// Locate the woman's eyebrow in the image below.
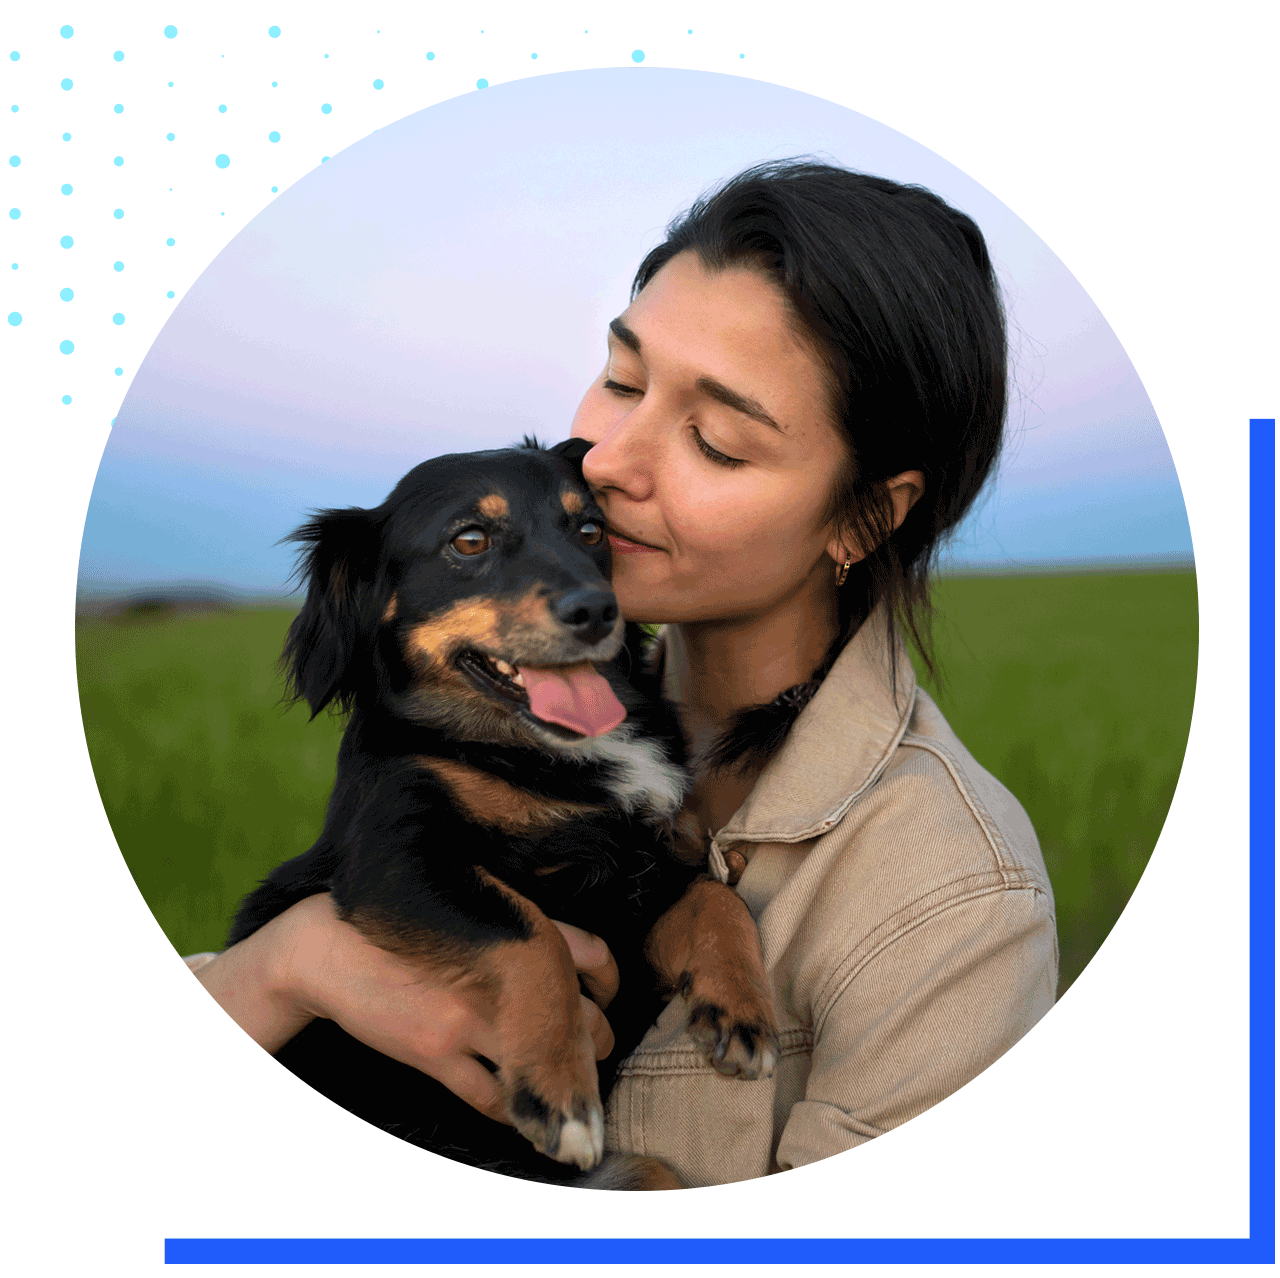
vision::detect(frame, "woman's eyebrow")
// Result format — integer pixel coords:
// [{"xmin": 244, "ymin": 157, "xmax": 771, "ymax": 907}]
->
[
  {"xmin": 608, "ymin": 316, "xmax": 783, "ymax": 433},
  {"xmin": 608, "ymin": 317, "xmax": 642, "ymax": 354},
  {"xmin": 694, "ymin": 377, "xmax": 783, "ymax": 433}
]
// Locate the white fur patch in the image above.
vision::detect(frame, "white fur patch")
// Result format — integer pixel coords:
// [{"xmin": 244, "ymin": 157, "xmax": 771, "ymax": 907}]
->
[
  {"xmin": 554, "ymin": 725, "xmax": 687, "ymax": 819},
  {"xmin": 556, "ymin": 1111, "xmax": 604, "ymax": 1170}
]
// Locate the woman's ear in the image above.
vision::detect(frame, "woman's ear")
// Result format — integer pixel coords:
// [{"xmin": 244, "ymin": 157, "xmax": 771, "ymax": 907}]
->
[
  {"xmin": 826, "ymin": 469, "xmax": 926, "ymax": 567},
  {"xmin": 826, "ymin": 533, "xmax": 860, "ymax": 569},
  {"xmin": 886, "ymin": 470, "xmax": 926, "ymax": 530}
]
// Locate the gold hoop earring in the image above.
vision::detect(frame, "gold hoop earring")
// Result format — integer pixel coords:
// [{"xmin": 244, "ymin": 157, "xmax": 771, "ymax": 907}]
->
[{"xmin": 835, "ymin": 557, "xmax": 851, "ymax": 588}]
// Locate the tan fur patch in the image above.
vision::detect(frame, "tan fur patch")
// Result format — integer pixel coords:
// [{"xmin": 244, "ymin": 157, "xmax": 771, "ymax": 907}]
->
[
  {"xmin": 664, "ymin": 806, "xmax": 709, "ymax": 867},
  {"xmin": 473, "ymin": 868, "xmax": 582, "ymax": 1072},
  {"xmin": 584, "ymin": 1154, "xmax": 686, "ymax": 1191},
  {"xmin": 478, "ymin": 492, "xmax": 509, "ymax": 519},
  {"xmin": 560, "ymin": 488, "xmax": 585, "ymax": 516},
  {"xmin": 644, "ymin": 877, "xmax": 778, "ymax": 1078},
  {"xmin": 382, "ymin": 592, "xmax": 398, "ymax": 623},
  {"xmin": 405, "ymin": 599, "xmax": 504, "ymax": 668},
  {"xmin": 644, "ymin": 879, "xmax": 772, "ymax": 1018},
  {"xmin": 420, "ymin": 756, "xmax": 603, "ymax": 833}
]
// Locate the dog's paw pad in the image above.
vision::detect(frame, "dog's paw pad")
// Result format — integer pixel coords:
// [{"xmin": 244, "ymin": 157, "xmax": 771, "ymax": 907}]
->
[{"xmin": 686, "ymin": 1001, "xmax": 780, "ymax": 1080}]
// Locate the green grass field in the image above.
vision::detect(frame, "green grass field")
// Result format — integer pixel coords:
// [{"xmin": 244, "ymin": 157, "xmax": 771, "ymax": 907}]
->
[{"xmin": 77, "ymin": 569, "xmax": 1197, "ymax": 997}]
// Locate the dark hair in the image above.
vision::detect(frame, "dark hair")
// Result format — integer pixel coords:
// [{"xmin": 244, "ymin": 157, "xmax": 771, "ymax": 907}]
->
[{"xmin": 632, "ymin": 159, "xmax": 1007, "ymax": 769}]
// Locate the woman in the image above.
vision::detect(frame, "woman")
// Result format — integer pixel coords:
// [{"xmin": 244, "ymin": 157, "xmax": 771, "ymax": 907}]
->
[{"xmin": 192, "ymin": 160, "xmax": 1057, "ymax": 1187}]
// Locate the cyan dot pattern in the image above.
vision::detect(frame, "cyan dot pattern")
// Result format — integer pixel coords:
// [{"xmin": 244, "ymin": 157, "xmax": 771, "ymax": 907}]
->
[{"xmin": 6, "ymin": 18, "xmax": 755, "ymax": 420}]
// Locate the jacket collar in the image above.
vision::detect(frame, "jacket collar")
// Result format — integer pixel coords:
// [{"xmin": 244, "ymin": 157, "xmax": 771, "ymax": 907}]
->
[{"xmin": 659, "ymin": 606, "xmax": 917, "ymax": 848}]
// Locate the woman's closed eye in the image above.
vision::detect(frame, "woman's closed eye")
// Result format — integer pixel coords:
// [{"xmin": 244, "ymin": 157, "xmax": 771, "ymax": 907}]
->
[
  {"xmin": 602, "ymin": 374, "xmax": 746, "ymax": 467},
  {"xmin": 602, "ymin": 377, "xmax": 641, "ymax": 396},
  {"xmin": 691, "ymin": 425, "xmax": 746, "ymax": 469}
]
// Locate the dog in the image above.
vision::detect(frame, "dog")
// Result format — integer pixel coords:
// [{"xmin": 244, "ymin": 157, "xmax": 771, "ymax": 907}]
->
[{"xmin": 229, "ymin": 438, "xmax": 779, "ymax": 1188}]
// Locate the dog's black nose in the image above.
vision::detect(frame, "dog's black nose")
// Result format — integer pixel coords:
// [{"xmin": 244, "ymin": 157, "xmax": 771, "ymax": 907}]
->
[{"xmin": 554, "ymin": 588, "xmax": 619, "ymax": 646}]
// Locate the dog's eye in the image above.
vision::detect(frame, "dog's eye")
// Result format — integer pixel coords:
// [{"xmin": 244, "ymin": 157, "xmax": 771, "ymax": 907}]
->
[
  {"xmin": 579, "ymin": 521, "xmax": 603, "ymax": 547},
  {"xmin": 451, "ymin": 527, "xmax": 491, "ymax": 556}
]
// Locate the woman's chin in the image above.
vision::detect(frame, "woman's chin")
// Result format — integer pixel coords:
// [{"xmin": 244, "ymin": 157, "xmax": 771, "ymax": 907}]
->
[{"xmin": 613, "ymin": 585, "xmax": 674, "ymax": 628}]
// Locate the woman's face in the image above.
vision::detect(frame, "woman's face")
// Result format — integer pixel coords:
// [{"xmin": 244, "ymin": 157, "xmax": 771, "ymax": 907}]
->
[{"xmin": 569, "ymin": 251, "xmax": 849, "ymax": 626}]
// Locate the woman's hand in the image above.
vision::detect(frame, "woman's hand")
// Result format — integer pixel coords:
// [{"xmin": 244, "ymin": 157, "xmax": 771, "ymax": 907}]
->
[{"xmin": 194, "ymin": 894, "xmax": 619, "ymax": 1126}]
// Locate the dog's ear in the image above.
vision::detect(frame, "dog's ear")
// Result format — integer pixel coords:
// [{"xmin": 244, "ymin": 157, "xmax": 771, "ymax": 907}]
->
[
  {"xmin": 281, "ymin": 506, "xmax": 384, "ymax": 718},
  {"xmin": 548, "ymin": 437, "xmax": 593, "ymax": 465},
  {"xmin": 548, "ymin": 436, "xmax": 594, "ymax": 484}
]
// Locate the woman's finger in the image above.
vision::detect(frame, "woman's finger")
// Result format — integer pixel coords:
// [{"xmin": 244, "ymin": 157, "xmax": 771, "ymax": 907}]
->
[
  {"xmin": 581, "ymin": 993, "xmax": 616, "ymax": 1060},
  {"xmin": 423, "ymin": 1053, "xmax": 510, "ymax": 1125},
  {"xmin": 552, "ymin": 919, "xmax": 620, "ymax": 1009}
]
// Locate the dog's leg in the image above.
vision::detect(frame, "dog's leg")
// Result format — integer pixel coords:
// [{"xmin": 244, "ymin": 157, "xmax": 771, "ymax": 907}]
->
[
  {"xmin": 468, "ymin": 869, "xmax": 605, "ymax": 1171},
  {"xmin": 327, "ymin": 768, "xmax": 606, "ymax": 1169},
  {"xmin": 334, "ymin": 839, "xmax": 605, "ymax": 1172},
  {"xmin": 644, "ymin": 877, "xmax": 779, "ymax": 1079}
]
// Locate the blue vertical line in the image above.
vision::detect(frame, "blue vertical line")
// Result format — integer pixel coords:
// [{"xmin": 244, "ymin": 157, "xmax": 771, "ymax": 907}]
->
[{"xmin": 1249, "ymin": 417, "xmax": 1276, "ymax": 1262}]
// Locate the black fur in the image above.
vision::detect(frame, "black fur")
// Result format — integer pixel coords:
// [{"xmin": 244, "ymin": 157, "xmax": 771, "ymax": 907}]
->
[{"xmin": 230, "ymin": 441, "xmax": 704, "ymax": 1184}]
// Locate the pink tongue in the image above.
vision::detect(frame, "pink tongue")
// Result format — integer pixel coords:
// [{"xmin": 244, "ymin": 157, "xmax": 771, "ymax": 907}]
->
[{"xmin": 517, "ymin": 663, "xmax": 627, "ymax": 737}]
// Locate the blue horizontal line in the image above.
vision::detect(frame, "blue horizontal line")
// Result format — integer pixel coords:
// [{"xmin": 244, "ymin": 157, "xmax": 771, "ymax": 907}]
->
[{"xmin": 164, "ymin": 1236, "xmax": 1268, "ymax": 1264}]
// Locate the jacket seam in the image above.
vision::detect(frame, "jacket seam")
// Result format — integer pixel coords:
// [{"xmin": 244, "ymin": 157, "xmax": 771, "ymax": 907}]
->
[
  {"xmin": 897, "ymin": 734, "xmax": 1019, "ymax": 877},
  {"xmin": 807, "ymin": 865, "xmax": 1015, "ymax": 1016},
  {"xmin": 813, "ymin": 880, "xmax": 1051, "ymax": 1039},
  {"xmin": 616, "ymin": 1027, "xmax": 813, "ymax": 1077},
  {"xmin": 717, "ymin": 687, "xmax": 918, "ymax": 846}
]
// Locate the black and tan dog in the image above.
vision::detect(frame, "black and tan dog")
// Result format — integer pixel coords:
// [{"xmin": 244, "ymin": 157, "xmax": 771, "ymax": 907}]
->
[{"xmin": 229, "ymin": 439, "xmax": 778, "ymax": 1188}]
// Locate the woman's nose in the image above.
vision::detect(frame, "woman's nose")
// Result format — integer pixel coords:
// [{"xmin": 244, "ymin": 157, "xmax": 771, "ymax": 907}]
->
[{"xmin": 581, "ymin": 410, "xmax": 656, "ymax": 502}]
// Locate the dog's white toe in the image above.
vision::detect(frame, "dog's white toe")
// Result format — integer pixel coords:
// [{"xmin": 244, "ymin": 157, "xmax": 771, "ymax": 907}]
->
[{"xmin": 558, "ymin": 1116, "xmax": 603, "ymax": 1171}]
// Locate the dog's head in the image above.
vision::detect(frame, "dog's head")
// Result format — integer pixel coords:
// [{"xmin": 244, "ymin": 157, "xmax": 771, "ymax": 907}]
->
[{"xmin": 282, "ymin": 438, "xmax": 631, "ymax": 749}]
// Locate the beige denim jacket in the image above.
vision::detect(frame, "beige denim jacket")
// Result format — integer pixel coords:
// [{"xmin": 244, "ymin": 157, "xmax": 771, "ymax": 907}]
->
[{"xmin": 603, "ymin": 617, "xmax": 1058, "ymax": 1186}]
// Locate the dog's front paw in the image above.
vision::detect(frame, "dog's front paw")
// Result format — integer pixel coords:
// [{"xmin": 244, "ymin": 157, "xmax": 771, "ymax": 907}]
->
[
  {"xmin": 506, "ymin": 1075, "xmax": 605, "ymax": 1171},
  {"xmin": 685, "ymin": 996, "xmax": 779, "ymax": 1080}
]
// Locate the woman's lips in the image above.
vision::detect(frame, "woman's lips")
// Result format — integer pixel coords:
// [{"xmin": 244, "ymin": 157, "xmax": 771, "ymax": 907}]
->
[{"xmin": 607, "ymin": 531, "xmax": 663, "ymax": 554}]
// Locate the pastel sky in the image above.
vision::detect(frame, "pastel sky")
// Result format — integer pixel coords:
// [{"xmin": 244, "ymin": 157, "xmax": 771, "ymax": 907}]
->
[{"xmin": 80, "ymin": 69, "xmax": 1192, "ymax": 595}]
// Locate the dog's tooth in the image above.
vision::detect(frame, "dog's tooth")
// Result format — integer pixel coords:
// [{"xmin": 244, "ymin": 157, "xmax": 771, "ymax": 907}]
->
[
  {"xmin": 493, "ymin": 658, "xmax": 515, "ymax": 676},
  {"xmin": 511, "ymin": 670, "xmax": 526, "ymax": 687}
]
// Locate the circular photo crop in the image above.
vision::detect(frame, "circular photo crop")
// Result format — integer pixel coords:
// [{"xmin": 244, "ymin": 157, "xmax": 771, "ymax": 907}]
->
[{"xmin": 77, "ymin": 68, "xmax": 1197, "ymax": 1190}]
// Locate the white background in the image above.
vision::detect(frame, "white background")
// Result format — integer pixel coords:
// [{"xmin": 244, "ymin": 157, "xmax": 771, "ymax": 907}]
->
[{"xmin": 3, "ymin": 1, "xmax": 1274, "ymax": 1274}]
